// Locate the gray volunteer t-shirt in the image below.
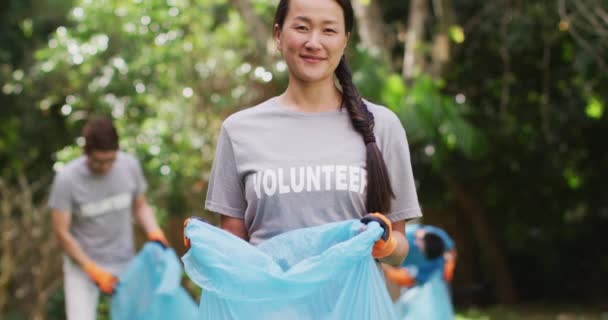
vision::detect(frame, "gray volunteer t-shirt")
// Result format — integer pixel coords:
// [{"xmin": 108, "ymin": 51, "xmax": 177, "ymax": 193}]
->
[
  {"xmin": 48, "ymin": 151, "xmax": 147, "ymax": 263},
  {"xmin": 205, "ymin": 97, "xmax": 422, "ymax": 245}
]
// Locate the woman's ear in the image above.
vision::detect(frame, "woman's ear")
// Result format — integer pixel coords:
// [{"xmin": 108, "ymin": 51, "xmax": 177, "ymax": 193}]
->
[
  {"xmin": 344, "ymin": 31, "xmax": 351, "ymax": 50},
  {"xmin": 274, "ymin": 24, "xmax": 282, "ymax": 51}
]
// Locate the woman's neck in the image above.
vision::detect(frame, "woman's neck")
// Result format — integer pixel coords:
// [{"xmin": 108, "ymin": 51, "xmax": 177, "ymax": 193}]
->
[{"xmin": 279, "ymin": 77, "xmax": 343, "ymax": 113}]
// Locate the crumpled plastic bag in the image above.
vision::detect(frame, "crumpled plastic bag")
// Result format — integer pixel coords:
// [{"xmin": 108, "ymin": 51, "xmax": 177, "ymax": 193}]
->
[
  {"xmin": 111, "ymin": 242, "xmax": 199, "ymax": 320},
  {"xmin": 394, "ymin": 270, "xmax": 454, "ymax": 320},
  {"xmin": 183, "ymin": 219, "xmax": 398, "ymax": 320}
]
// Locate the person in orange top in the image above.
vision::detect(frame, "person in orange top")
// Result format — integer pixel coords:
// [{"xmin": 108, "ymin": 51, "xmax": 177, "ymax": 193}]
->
[{"xmin": 383, "ymin": 224, "xmax": 456, "ymax": 288}]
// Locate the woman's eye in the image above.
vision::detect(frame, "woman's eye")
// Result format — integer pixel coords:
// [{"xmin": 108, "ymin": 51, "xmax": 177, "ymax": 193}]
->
[
  {"xmin": 325, "ymin": 29, "xmax": 337, "ymax": 33},
  {"xmin": 295, "ymin": 26, "xmax": 308, "ymax": 31}
]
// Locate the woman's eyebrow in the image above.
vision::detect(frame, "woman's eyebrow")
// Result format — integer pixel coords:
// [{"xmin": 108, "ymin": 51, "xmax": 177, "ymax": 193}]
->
[{"xmin": 293, "ymin": 16, "xmax": 339, "ymax": 25}]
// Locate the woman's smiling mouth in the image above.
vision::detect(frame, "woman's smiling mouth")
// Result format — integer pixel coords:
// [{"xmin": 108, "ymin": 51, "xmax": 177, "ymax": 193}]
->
[{"xmin": 300, "ymin": 54, "xmax": 326, "ymax": 63}]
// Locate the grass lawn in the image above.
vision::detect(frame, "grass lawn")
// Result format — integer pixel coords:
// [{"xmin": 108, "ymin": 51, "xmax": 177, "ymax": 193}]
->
[{"xmin": 456, "ymin": 305, "xmax": 608, "ymax": 320}]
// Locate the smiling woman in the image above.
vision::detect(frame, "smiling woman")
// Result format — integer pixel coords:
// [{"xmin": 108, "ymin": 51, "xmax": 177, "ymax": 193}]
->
[
  {"xmin": 274, "ymin": 0, "xmax": 348, "ymax": 86},
  {"xmin": 202, "ymin": 0, "xmax": 421, "ymax": 266}
]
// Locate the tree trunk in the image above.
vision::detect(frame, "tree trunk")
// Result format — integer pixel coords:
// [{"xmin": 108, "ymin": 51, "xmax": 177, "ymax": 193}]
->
[
  {"xmin": 446, "ymin": 176, "xmax": 518, "ymax": 304},
  {"xmin": 403, "ymin": 0, "xmax": 429, "ymax": 81},
  {"xmin": 0, "ymin": 181, "xmax": 13, "ymax": 314},
  {"xmin": 430, "ymin": 0, "xmax": 453, "ymax": 78},
  {"xmin": 352, "ymin": 0, "xmax": 391, "ymax": 64},
  {"xmin": 228, "ymin": 0, "xmax": 273, "ymax": 57}
]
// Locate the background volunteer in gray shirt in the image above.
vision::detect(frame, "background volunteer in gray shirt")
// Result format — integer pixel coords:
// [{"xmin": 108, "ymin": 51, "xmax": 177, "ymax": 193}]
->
[
  {"xmin": 48, "ymin": 116, "xmax": 169, "ymax": 320},
  {"xmin": 204, "ymin": 0, "xmax": 422, "ymax": 267}
]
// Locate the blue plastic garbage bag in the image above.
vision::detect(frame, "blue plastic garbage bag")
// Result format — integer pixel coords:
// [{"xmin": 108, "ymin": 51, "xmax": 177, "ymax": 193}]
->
[
  {"xmin": 394, "ymin": 270, "xmax": 454, "ymax": 320},
  {"xmin": 111, "ymin": 242, "xmax": 199, "ymax": 320},
  {"xmin": 183, "ymin": 219, "xmax": 398, "ymax": 320}
]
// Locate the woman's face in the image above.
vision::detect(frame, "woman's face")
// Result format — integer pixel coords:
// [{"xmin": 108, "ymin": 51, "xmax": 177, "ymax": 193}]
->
[{"xmin": 275, "ymin": 0, "xmax": 349, "ymax": 85}]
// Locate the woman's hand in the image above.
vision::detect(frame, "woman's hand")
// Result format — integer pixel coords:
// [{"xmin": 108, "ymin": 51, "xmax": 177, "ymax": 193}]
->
[
  {"xmin": 183, "ymin": 216, "xmax": 210, "ymax": 249},
  {"xmin": 360, "ymin": 214, "xmax": 410, "ymax": 266},
  {"xmin": 360, "ymin": 213, "xmax": 397, "ymax": 258}
]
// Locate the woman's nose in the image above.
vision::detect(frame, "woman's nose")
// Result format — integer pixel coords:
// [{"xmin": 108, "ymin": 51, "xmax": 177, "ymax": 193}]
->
[{"xmin": 304, "ymin": 31, "xmax": 322, "ymax": 50}]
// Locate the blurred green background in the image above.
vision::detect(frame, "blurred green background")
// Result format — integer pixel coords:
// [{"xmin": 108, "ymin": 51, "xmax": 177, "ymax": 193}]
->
[{"xmin": 1, "ymin": 0, "xmax": 607, "ymax": 319}]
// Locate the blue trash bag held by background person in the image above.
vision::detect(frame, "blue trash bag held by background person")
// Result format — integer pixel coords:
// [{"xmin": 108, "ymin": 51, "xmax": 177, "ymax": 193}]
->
[
  {"xmin": 182, "ymin": 219, "xmax": 399, "ymax": 320},
  {"xmin": 111, "ymin": 242, "xmax": 199, "ymax": 320},
  {"xmin": 394, "ymin": 270, "xmax": 454, "ymax": 320}
]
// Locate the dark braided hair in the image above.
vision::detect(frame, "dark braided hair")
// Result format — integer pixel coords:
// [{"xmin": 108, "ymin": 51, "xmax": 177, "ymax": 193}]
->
[{"xmin": 274, "ymin": 0, "xmax": 395, "ymax": 213}]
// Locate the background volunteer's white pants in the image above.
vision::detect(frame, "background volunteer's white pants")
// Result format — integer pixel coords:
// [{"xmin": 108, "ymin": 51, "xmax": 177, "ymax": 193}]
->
[{"xmin": 62, "ymin": 256, "xmax": 130, "ymax": 320}]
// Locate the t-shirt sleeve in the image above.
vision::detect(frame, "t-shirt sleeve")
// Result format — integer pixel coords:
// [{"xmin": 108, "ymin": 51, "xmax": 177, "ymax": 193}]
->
[
  {"xmin": 48, "ymin": 171, "xmax": 73, "ymax": 213},
  {"xmin": 204, "ymin": 125, "xmax": 247, "ymax": 219},
  {"xmin": 131, "ymin": 155, "xmax": 148, "ymax": 195},
  {"xmin": 380, "ymin": 113, "xmax": 423, "ymax": 223}
]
